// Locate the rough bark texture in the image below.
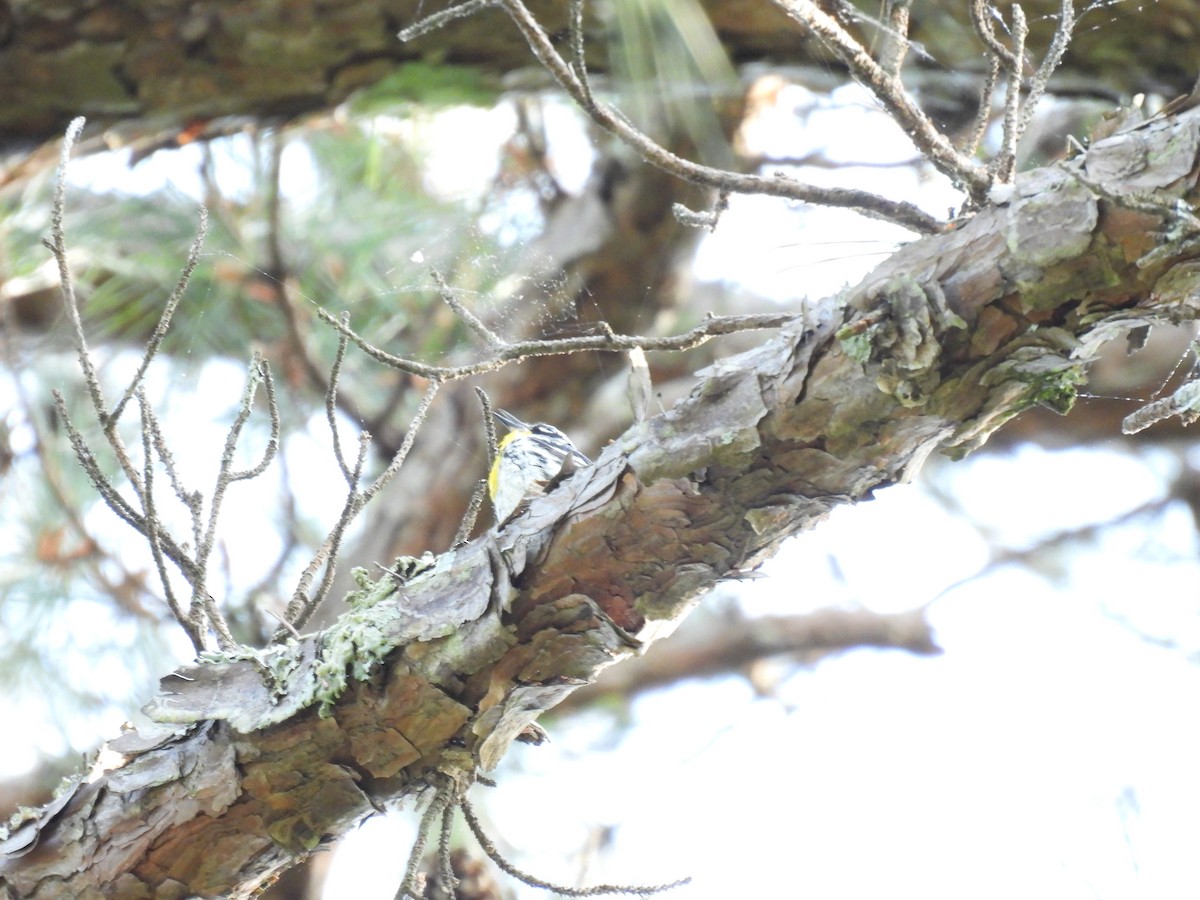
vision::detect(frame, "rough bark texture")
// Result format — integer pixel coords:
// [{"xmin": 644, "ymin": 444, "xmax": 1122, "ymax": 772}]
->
[
  {"xmin": 2, "ymin": 0, "xmax": 1199, "ymax": 150},
  {"xmin": 4, "ymin": 102, "xmax": 1200, "ymax": 899}
]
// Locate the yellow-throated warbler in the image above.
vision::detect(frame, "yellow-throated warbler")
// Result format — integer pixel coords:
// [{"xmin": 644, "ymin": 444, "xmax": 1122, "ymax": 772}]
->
[{"xmin": 488, "ymin": 409, "xmax": 590, "ymax": 525}]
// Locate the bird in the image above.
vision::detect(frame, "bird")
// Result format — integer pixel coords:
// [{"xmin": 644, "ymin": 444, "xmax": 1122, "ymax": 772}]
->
[{"xmin": 488, "ymin": 409, "xmax": 590, "ymax": 526}]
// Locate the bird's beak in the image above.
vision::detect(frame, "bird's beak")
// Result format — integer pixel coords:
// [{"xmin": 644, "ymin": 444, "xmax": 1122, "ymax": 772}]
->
[{"xmin": 493, "ymin": 409, "xmax": 525, "ymax": 431}]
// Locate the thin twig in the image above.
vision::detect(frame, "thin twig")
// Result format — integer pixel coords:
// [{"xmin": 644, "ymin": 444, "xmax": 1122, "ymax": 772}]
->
[
  {"xmin": 144, "ymin": 402, "xmax": 203, "ymax": 548},
  {"xmin": 397, "ymin": 0, "xmax": 497, "ymax": 42},
  {"xmin": 447, "ymin": 388, "xmax": 499, "ymax": 545},
  {"xmin": 227, "ymin": 359, "xmax": 280, "ymax": 482},
  {"xmin": 970, "ymin": 0, "xmax": 1020, "ymax": 68},
  {"xmin": 395, "ymin": 785, "xmax": 453, "ymax": 900},
  {"xmin": 475, "ymin": 387, "xmax": 499, "ymax": 470},
  {"xmin": 877, "ymin": 0, "xmax": 912, "ymax": 80},
  {"xmin": 1016, "ymin": 0, "xmax": 1075, "ymax": 141},
  {"xmin": 263, "ymin": 607, "xmax": 302, "ymax": 640},
  {"xmin": 47, "ymin": 116, "xmax": 151, "ymax": 524},
  {"xmin": 401, "ymin": 0, "xmax": 946, "ymax": 233},
  {"xmin": 281, "ymin": 431, "xmax": 370, "ymax": 634},
  {"xmin": 198, "ymin": 354, "xmax": 270, "ymax": 572},
  {"xmin": 190, "ymin": 353, "xmax": 272, "ymax": 635},
  {"xmin": 568, "ymin": 0, "xmax": 595, "ymax": 109},
  {"xmin": 206, "ymin": 590, "xmax": 239, "ymax": 651},
  {"xmin": 48, "ymin": 118, "xmax": 108, "ymax": 423},
  {"xmin": 992, "ymin": 3, "xmax": 1027, "ymax": 183},
  {"xmin": 52, "ymin": 390, "xmax": 204, "ymax": 590},
  {"xmin": 770, "ymin": 0, "xmax": 991, "ymax": 203},
  {"xmin": 3, "ymin": 307, "xmax": 164, "ymax": 621},
  {"xmin": 327, "ymin": 312, "xmax": 355, "ymax": 483},
  {"xmin": 673, "ymin": 192, "xmax": 729, "ymax": 231},
  {"xmin": 137, "ymin": 388, "xmax": 199, "ymax": 648},
  {"xmin": 51, "ymin": 393, "xmax": 143, "ymax": 543},
  {"xmin": 316, "ymin": 307, "xmax": 796, "ymax": 382},
  {"xmin": 109, "ymin": 207, "xmax": 209, "ymax": 426},
  {"xmin": 453, "ymin": 481, "xmax": 488, "ymax": 547},
  {"xmin": 360, "ymin": 379, "xmax": 441, "ymax": 507},
  {"xmin": 1123, "ymin": 379, "xmax": 1200, "ymax": 434},
  {"xmin": 437, "ymin": 799, "xmax": 459, "ymax": 895},
  {"xmin": 961, "ymin": 57, "xmax": 1000, "ymax": 159},
  {"xmin": 460, "ymin": 794, "xmax": 689, "ymax": 897},
  {"xmin": 431, "ymin": 268, "xmax": 505, "ymax": 350},
  {"xmin": 281, "ymin": 379, "xmax": 439, "ymax": 634}
]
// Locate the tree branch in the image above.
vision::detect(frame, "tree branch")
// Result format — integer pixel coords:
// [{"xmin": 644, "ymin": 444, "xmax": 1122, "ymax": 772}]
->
[
  {"xmin": 399, "ymin": 0, "xmax": 947, "ymax": 234},
  {"xmin": 772, "ymin": 0, "xmax": 991, "ymax": 201},
  {"xmin": 8, "ymin": 104, "xmax": 1200, "ymax": 897}
]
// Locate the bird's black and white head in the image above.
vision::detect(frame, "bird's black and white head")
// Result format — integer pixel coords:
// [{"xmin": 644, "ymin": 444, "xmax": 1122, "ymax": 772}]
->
[{"xmin": 493, "ymin": 410, "xmax": 589, "ymax": 466}]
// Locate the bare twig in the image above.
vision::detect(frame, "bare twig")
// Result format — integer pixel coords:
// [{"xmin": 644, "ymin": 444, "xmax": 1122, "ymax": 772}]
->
[
  {"xmin": 961, "ymin": 56, "xmax": 1000, "ymax": 159},
  {"xmin": 992, "ymin": 3, "xmax": 1027, "ymax": 183},
  {"xmin": 47, "ymin": 119, "xmax": 155, "ymax": 507},
  {"xmin": 51, "ymin": 389, "xmax": 203, "ymax": 590},
  {"xmin": 568, "ymin": 0, "xmax": 595, "ymax": 109},
  {"xmin": 48, "ymin": 118, "xmax": 108, "ymax": 424},
  {"xmin": 970, "ymin": 0, "xmax": 1020, "ymax": 68},
  {"xmin": 51, "ymin": 393, "xmax": 143, "ymax": 541},
  {"xmin": 316, "ymin": 308, "xmax": 796, "ymax": 382},
  {"xmin": 241, "ymin": 445, "xmax": 302, "ymax": 638},
  {"xmin": 969, "ymin": 0, "xmax": 1073, "ymax": 180},
  {"xmin": 137, "ymin": 388, "xmax": 199, "ymax": 649},
  {"xmin": 395, "ymin": 785, "xmax": 453, "ymax": 900},
  {"xmin": 196, "ymin": 355, "xmax": 273, "ymax": 577},
  {"xmin": 771, "ymin": 0, "xmax": 991, "ymax": 202},
  {"xmin": 143, "ymin": 402, "xmax": 203, "ymax": 548},
  {"xmin": 228, "ymin": 361, "xmax": 280, "ymax": 482},
  {"xmin": 431, "ymin": 268, "xmax": 505, "ymax": 350},
  {"xmin": 109, "ymin": 208, "xmax": 209, "ymax": 427},
  {"xmin": 282, "ymin": 431, "xmax": 370, "ymax": 633},
  {"xmin": 45, "ymin": 116, "xmax": 221, "ymax": 606},
  {"xmin": 264, "ymin": 607, "xmax": 302, "ymax": 640},
  {"xmin": 453, "ymin": 481, "xmax": 488, "ymax": 547},
  {"xmin": 397, "ymin": 0, "xmax": 497, "ymax": 42},
  {"xmin": 360, "ymin": 379, "xmax": 441, "ymax": 507},
  {"xmin": 437, "ymin": 799, "xmax": 459, "ymax": 895},
  {"xmin": 327, "ymin": 312, "xmax": 356, "ymax": 482},
  {"xmin": 2, "ymin": 314, "xmax": 169, "ymax": 623},
  {"xmin": 877, "ymin": 0, "xmax": 912, "ymax": 80},
  {"xmin": 205, "ymin": 590, "xmax": 239, "ymax": 651},
  {"xmin": 281, "ymin": 379, "xmax": 441, "ymax": 634},
  {"xmin": 447, "ymin": 389, "xmax": 499, "ymax": 545},
  {"xmin": 475, "ymin": 386, "xmax": 499, "ymax": 469},
  {"xmin": 1017, "ymin": 0, "xmax": 1075, "ymax": 140},
  {"xmin": 188, "ymin": 353, "xmax": 276, "ymax": 644},
  {"xmin": 399, "ymin": 0, "xmax": 945, "ymax": 233},
  {"xmin": 673, "ymin": 192, "xmax": 729, "ymax": 231},
  {"xmin": 1123, "ymin": 379, "xmax": 1200, "ymax": 434},
  {"xmin": 460, "ymin": 793, "xmax": 689, "ymax": 897}
]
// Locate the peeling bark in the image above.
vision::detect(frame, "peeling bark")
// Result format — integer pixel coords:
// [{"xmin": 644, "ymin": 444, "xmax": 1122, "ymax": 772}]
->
[{"xmin": 4, "ymin": 105, "xmax": 1200, "ymax": 899}]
